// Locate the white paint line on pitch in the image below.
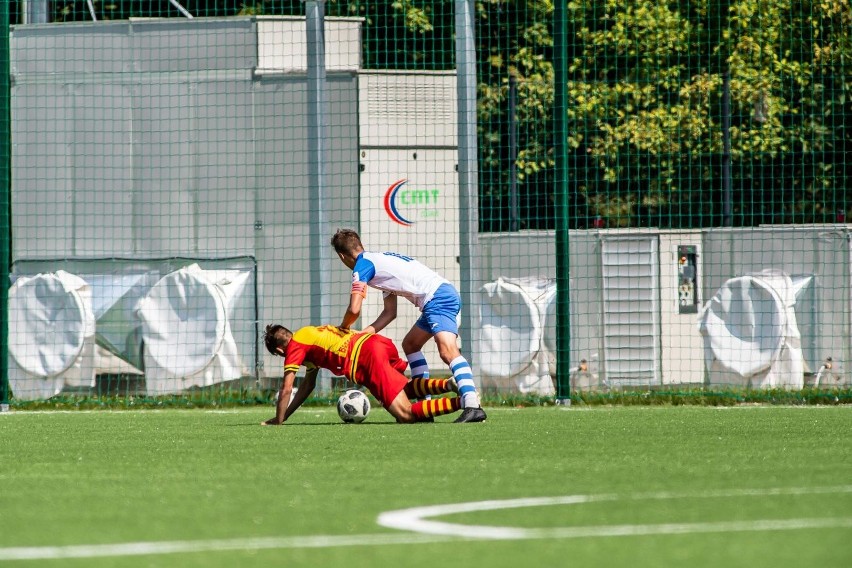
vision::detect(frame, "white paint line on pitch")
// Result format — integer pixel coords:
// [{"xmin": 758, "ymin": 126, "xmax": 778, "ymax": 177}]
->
[
  {"xmin": 0, "ymin": 408, "xmax": 335, "ymax": 417},
  {"xmin": 0, "ymin": 408, "xmax": 268, "ymax": 416},
  {"xmin": 376, "ymin": 485, "xmax": 852, "ymax": 538},
  {"xmin": 377, "ymin": 485, "xmax": 852, "ymax": 540},
  {"xmin": 0, "ymin": 534, "xmax": 449, "ymax": 561},
  {"xmin": 377, "ymin": 485, "xmax": 852, "ymax": 539},
  {"xmin": 2, "ymin": 485, "xmax": 851, "ymax": 561},
  {"xmin": 378, "ymin": 486, "xmax": 852, "ymax": 540}
]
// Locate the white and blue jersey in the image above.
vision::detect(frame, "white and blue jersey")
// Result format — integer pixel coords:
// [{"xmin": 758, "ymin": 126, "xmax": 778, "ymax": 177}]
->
[
  {"xmin": 351, "ymin": 251, "xmax": 449, "ymax": 309},
  {"xmin": 351, "ymin": 251, "xmax": 461, "ymax": 335}
]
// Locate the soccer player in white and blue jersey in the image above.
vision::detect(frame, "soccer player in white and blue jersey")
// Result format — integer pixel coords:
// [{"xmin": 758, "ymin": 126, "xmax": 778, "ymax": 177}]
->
[{"xmin": 331, "ymin": 229, "xmax": 486, "ymax": 423}]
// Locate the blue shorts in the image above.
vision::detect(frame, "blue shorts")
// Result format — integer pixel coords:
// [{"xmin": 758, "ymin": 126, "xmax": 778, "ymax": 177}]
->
[{"xmin": 415, "ymin": 283, "xmax": 461, "ymax": 336}]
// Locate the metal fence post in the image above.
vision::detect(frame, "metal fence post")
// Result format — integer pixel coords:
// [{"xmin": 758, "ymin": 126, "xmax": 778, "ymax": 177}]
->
[
  {"xmin": 0, "ymin": 0, "xmax": 11, "ymax": 411},
  {"xmin": 455, "ymin": 0, "xmax": 480, "ymax": 377},
  {"xmin": 306, "ymin": 0, "xmax": 333, "ymax": 394},
  {"xmin": 554, "ymin": 0, "xmax": 571, "ymax": 405}
]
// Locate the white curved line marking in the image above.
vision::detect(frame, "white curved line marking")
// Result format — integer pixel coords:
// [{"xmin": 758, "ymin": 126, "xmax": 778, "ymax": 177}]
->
[
  {"xmin": 377, "ymin": 485, "xmax": 852, "ymax": 539},
  {"xmin": 378, "ymin": 495, "xmax": 599, "ymax": 538},
  {"xmin": 2, "ymin": 486, "xmax": 850, "ymax": 561}
]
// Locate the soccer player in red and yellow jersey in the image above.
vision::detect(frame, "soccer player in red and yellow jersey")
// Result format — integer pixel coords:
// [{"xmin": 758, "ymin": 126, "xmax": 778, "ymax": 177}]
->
[{"xmin": 261, "ymin": 324, "xmax": 460, "ymax": 425}]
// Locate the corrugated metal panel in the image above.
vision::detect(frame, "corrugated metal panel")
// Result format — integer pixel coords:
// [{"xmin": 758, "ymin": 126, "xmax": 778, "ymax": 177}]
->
[
  {"xmin": 195, "ymin": 80, "xmax": 255, "ymax": 256},
  {"xmin": 11, "ymin": 19, "xmax": 257, "ymax": 76},
  {"xmin": 73, "ymin": 82, "xmax": 135, "ymax": 257},
  {"xmin": 133, "ymin": 81, "xmax": 196, "ymax": 256},
  {"xmin": 601, "ymin": 236, "xmax": 661, "ymax": 385},
  {"xmin": 11, "ymin": 82, "xmax": 76, "ymax": 259},
  {"xmin": 131, "ymin": 19, "xmax": 257, "ymax": 73},
  {"xmin": 11, "ymin": 22, "xmax": 133, "ymax": 75},
  {"xmin": 11, "ymin": 21, "xmax": 360, "ymax": 261},
  {"xmin": 256, "ymin": 18, "xmax": 361, "ymax": 73}
]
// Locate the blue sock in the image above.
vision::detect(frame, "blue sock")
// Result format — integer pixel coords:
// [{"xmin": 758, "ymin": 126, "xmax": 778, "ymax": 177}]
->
[{"xmin": 450, "ymin": 356, "xmax": 480, "ymax": 408}]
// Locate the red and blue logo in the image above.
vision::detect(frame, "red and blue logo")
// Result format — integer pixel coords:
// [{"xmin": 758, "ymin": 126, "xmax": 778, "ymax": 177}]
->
[{"xmin": 383, "ymin": 179, "xmax": 414, "ymax": 226}]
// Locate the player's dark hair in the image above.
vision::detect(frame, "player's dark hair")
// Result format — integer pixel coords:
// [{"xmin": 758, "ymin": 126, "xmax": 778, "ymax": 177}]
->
[
  {"xmin": 263, "ymin": 324, "xmax": 292, "ymax": 356},
  {"xmin": 331, "ymin": 228, "xmax": 363, "ymax": 255}
]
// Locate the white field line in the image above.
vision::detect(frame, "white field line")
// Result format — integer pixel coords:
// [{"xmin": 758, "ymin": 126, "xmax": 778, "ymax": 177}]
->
[
  {"xmin": 0, "ymin": 408, "xmax": 339, "ymax": 417},
  {"xmin": 2, "ymin": 518, "xmax": 849, "ymax": 562},
  {"xmin": 377, "ymin": 485, "xmax": 852, "ymax": 538},
  {"xmin": 2, "ymin": 486, "xmax": 851, "ymax": 561},
  {"xmin": 532, "ymin": 517, "xmax": 852, "ymax": 539},
  {"xmin": 0, "ymin": 534, "xmax": 448, "ymax": 561}
]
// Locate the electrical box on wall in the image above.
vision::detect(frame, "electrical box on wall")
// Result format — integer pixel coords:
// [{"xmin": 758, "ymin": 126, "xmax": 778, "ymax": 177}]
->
[{"xmin": 677, "ymin": 245, "xmax": 699, "ymax": 314}]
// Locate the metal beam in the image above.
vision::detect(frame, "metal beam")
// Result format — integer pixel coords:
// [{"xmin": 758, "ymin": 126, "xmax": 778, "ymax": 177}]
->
[
  {"xmin": 554, "ymin": 0, "xmax": 571, "ymax": 404},
  {"xmin": 1, "ymin": 0, "xmax": 12, "ymax": 410},
  {"xmin": 454, "ymin": 0, "xmax": 480, "ymax": 377},
  {"xmin": 305, "ymin": 0, "xmax": 332, "ymax": 394}
]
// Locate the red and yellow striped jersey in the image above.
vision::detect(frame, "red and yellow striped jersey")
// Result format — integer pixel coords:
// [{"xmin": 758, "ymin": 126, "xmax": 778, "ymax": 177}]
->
[{"xmin": 283, "ymin": 325, "xmax": 367, "ymax": 378}]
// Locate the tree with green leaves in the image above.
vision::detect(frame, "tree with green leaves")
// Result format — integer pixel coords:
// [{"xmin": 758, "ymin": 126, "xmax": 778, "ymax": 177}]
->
[
  {"xmin": 19, "ymin": 0, "xmax": 850, "ymax": 230},
  {"xmin": 567, "ymin": 0, "xmax": 852, "ymax": 228},
  {"xmin": 477, "ymin": 0, "xmax": 556, "ymax": 231}
]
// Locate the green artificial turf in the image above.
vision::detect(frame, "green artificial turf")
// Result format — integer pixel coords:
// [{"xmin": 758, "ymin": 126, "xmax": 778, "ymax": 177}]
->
[{"xmin": 0, "ymin": 406, "xmax": 850, "ymax": 567}]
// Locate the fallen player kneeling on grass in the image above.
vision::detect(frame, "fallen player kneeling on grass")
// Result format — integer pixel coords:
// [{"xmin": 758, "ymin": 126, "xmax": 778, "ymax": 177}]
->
[{"xmin": 262, "ymin": 323, "xmax": 463, "ymax": 425}]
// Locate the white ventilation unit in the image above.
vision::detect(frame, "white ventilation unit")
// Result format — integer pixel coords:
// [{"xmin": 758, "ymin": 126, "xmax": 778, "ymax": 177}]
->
[
  {"xmin": 359, "ymin": 71, "xmax": 457, "ymax": 148},
  {"xmin": 136, "ymin": 264, "xmax": 249, "ymax": 394},
  {"xmin": 7, "ymin": 271, "xmax": 96, "ymax": 400},
  {"xmin": 601, "ymin": 236, "xmax": 661, "ymax": 386}
]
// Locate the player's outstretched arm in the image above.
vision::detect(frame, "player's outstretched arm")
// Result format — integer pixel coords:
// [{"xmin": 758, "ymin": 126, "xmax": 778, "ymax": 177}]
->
[
  {"xmin": 264, "ymin": 369, "xmax": 316, "ymax": 425},
  {"xmin": 340, "ymin": 291, "xmax": 365, "ymax": 330},
  {"xmin": 365, "ymin": 294, "xmax": 398, "ymax": 334},
  {"xmin": 283, "ymin": 368, "xmax": 317, "ymax": 421}
]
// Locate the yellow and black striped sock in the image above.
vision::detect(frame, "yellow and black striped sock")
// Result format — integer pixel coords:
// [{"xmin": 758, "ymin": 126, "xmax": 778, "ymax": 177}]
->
[
  {"xmin": 408, "ymin": 378, "xmax": 452, "ymax": 398},
  {"xmin": 411, "ymin": 397, "xmax": 461, "ymax": 421}
]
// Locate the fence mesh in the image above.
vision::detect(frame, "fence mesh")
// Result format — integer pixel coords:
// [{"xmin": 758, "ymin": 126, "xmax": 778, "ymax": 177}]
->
[{"xmin": 2, "ymin": 1, "xmax": 851, "ymax": 409}]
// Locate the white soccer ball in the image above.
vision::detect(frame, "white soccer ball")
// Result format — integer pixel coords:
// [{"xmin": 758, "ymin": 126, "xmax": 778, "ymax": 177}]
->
[{"xmin": 337, "ymin": 389, "xmax": 371, "ymax": 423}]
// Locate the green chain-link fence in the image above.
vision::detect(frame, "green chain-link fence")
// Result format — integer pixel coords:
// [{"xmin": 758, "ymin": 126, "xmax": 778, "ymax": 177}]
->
[{"xmin": 2, "ymin": 1, "xmax": 851, "ymax": 409}]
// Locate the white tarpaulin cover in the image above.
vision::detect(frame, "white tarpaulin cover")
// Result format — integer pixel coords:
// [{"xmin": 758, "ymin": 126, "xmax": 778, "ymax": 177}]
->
[
  {"xmin": 82, "ymin": 271, "xmax": 156, "ymax": 375},
  {"xmin": 476, "ymin": 277, "xmax": 555, "ymax": 395},
  {"xmin": 698, "ymin": 269, "xmax": 804, "ymax": 389},
  {"xmin": 7, "ymin": 271, "xmax": 96, "ymax": 400},
  {"xmin": 541, "ymin": 284, "xmax": 558, "ymax": 375},
  {"xmin": 136, "ymin": 264, "xmax": 248, "ymax": 394}
]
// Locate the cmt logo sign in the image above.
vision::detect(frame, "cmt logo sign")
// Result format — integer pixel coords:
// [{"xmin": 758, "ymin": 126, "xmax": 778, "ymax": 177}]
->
[{"xmin": 383, "ymin": 179, "xmax": 440, "ymax": 226}]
